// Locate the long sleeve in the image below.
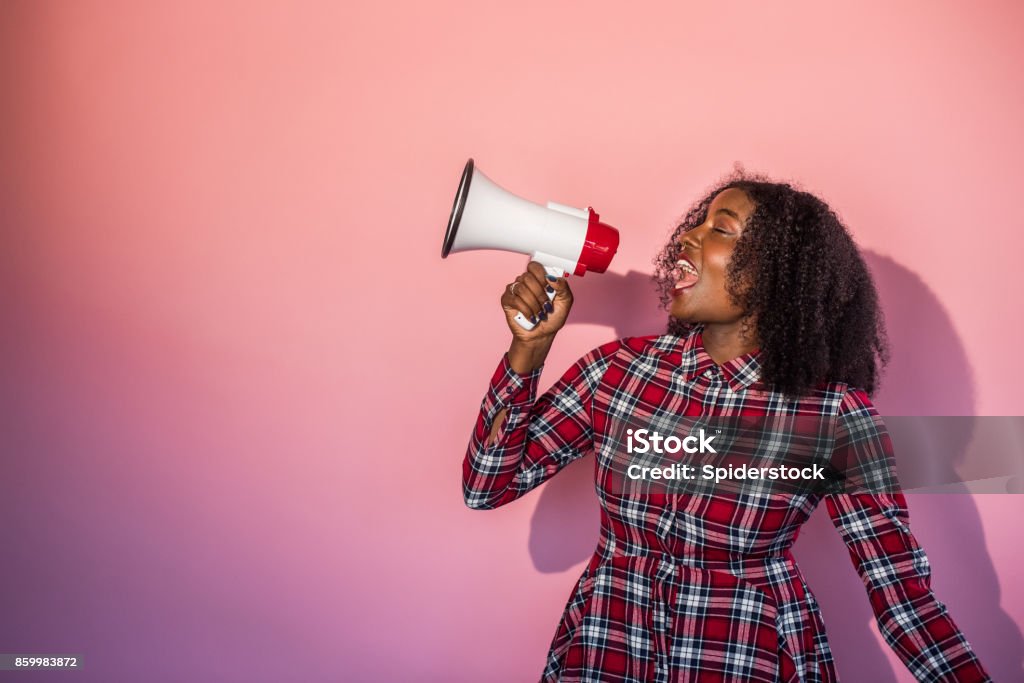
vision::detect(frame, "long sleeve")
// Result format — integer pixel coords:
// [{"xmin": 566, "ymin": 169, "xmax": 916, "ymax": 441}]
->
[
  {"xmin": 461, "ymin": 340, "xmax": 620, "ymax": 510},
  {"xmin": 824, "ymin": 388, "xmax": 990, "ymax": 682}
]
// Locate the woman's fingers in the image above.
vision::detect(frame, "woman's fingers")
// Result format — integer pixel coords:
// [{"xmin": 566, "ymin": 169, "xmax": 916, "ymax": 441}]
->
[
  {"xmin": 549, "ymin": 270, "xmax": 573, "ymax": 303},
  {"xmin": 525, "ymin": 262, "xmax": 561, "ymax": 317},
  {"xmin": 508, "ymin": 277, "xmax": 543, "ymax": 319},
  {"xmin": 503, "ymin": 266, "xmax": 551, "ymax": 319},
  {"xmin": 501, "ymin": 262, "xmax": 574, "ymax": 335},
  {"xmin": 501, "ymin": 280, "xmax": 538, "ymax": 325},
  {"xmin": 520, "ymin": 264, "xmax": 552, "ymax": 317}
]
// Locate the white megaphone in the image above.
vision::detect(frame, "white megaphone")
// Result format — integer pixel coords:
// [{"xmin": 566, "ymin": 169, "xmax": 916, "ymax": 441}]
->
[{"xmin": 442, "ymin": 158, "xmax": 620, "ymax": 330}]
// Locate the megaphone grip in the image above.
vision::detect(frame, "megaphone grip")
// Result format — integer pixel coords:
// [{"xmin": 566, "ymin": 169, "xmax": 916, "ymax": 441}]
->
[{"xmin": 513, "ymin": 265, "xmax": 564, "ymax": 330}]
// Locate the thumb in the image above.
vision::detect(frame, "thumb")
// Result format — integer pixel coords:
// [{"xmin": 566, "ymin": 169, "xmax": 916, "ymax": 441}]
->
[{"xmin": 548, "ymin": 274, "xmax": 572, "ymax": 301}]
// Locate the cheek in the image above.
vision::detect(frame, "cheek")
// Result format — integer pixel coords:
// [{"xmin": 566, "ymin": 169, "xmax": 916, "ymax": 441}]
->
[
  {"xmin": 703, "ymin": 256, "xmax": 730, "ymax": 286},
  {"xmin": 703, "ymin": 259, "xmax": 743, "ymax": 303}
]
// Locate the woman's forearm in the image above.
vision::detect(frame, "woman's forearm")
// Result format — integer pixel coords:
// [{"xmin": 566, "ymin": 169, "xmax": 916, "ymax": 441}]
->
[
  {"xmin": 485, "ymin": 337, "xmax": 556, "ymax": 445},
  {"xmin": 508, "ymin": 337, "xmax": 554, "ymax": 374}
]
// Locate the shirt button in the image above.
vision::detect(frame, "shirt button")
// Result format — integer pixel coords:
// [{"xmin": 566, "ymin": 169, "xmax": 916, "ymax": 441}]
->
[{"xmin": 506, "ymin": 387, "xmax": 515, "ymax": 394}]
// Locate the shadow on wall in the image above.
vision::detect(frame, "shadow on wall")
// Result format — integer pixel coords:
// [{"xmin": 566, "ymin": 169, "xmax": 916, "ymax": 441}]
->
[{"xmin": 524, "ymin": 254, "xmax": 1022, "ymax": 682}]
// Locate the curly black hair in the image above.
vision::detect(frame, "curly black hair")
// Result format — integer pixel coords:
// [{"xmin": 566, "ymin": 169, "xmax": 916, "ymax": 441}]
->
[{"xmin": 652, "ymin": 166, "xmax": 889, "ymax": 400}]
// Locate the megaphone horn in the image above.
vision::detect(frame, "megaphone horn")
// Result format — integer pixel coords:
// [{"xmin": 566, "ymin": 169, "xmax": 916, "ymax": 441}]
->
[{"xmin": 442, "ymin": 158, "xmax": 620, "ymax": 330}]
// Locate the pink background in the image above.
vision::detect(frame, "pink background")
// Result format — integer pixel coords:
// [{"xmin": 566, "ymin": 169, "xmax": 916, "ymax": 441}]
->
[{"xmin": 3, "ymin": 1, "xmax": 1022, "ymax": 681}]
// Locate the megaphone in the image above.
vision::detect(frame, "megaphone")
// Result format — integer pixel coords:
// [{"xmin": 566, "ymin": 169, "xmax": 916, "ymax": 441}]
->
[{"xmin": 442, "ymin": 158, "xmax": 620, "ymax": 330}]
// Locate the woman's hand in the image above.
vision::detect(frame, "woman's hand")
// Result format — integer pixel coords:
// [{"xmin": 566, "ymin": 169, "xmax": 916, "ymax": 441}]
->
[
  {"xmin": 502, "ymin": 261, "xmax": 574, "ymax": 340},
  {"xmin": 501, "ymin": 262, "xmax": 573, "ymax": 374}
]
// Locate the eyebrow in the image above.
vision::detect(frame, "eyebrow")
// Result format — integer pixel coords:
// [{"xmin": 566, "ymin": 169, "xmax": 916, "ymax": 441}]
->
[{"xmin": 715, "ymin": 208, "xmax": 741, "ymax": 221}]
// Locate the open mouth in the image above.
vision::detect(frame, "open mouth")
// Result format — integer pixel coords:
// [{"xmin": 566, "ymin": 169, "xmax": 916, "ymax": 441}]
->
[{"xmin": 672, "ymin": 256, "xmax": 699, "ymax": 294}]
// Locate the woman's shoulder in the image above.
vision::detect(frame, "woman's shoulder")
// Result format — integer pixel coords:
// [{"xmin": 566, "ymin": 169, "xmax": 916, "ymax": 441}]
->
[
  {"xmin": 593, "ymin": 331, "xmax": 691, "ymax": 360},
  {"xmin": 788, "ymin": 379, "xmax": 878, "ymax": 421},
  {"xmin": 572, "ymin": 324, "xmax": 711, "ymax": 368},
  {"xmin": 806, "ymin": 378, "xmax": 874, "ymax": 405},
  {"xmin": 834, "ymin": 384, "xmax": 879, "ymax": 415},
  {"xmin": 566, "ymin": 333, "xmax": 680, "ymax": 368}
]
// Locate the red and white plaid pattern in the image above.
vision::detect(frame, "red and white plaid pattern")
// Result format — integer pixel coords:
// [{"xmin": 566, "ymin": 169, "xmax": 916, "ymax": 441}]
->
[{"xmin": 462, "ymin": 325, "xmax": 990, "ymax": 682}]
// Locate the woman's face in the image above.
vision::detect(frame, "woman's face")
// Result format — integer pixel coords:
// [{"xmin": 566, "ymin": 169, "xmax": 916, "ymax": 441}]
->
[{"xmin": 669, "ymin": 187, "xmax": 756, "ymax": 324}]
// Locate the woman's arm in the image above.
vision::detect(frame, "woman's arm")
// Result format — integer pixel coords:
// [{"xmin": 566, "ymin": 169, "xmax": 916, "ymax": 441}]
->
[
  {"xmin": 485, "ymin": 336, "xmax": 557, "ymax": 445},
  {"xmin": 461, "ymin": 338, "xmax": 620, "ymax": 510},
  {"xmin": 463, "ymin": 260, "xmax": 616, "ymax": 510},
  {"xmin": 825, "ymin": 388, "xmax": 991, "ymax": 682}
]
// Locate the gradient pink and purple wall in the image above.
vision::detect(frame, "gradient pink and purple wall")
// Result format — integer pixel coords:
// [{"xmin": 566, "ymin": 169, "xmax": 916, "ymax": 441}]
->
[{"xmin": 3, "ymin": 2, "xmax": 1023, "ymax": 681}]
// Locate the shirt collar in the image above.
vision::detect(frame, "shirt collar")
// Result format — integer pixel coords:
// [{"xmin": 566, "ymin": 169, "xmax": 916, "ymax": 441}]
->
[{"xmin": 677, "ymin": 323, "xmax": 764, "ymax": 393}]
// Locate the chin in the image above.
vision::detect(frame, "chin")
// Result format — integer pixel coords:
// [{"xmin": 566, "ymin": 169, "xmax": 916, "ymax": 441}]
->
[
  {"xmin": 669, "ymin": 309, "xmax": 697, "ymax": 325},
  {"xmin": 669, "ymin": 301, "xmax": 694, "ymax": 320}
]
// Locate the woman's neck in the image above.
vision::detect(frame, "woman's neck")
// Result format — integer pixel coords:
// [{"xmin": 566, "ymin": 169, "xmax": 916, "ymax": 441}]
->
[{"xmin": 700, "ymin": 321, "xmax": 760, "ymax": 365}]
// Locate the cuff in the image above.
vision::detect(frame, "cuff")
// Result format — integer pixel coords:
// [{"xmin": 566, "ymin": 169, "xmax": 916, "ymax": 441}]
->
[{"xmin": 482, "ymin": 352, "xmax": 543, "ymax": 418}]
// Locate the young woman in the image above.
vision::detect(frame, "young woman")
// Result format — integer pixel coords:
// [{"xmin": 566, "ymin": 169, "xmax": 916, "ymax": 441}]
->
[{"xmin": 461, "ymin": 171, "xmax": 991, "ymax": 682}]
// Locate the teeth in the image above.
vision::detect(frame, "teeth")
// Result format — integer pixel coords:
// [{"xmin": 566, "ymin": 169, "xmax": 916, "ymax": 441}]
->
[{"xmin": 676, "ymin": 259, "xmax": 698, "ymax": 276}]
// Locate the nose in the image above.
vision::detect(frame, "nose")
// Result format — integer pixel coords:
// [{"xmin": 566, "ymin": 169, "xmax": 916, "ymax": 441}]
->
[{"xmin": 678, "ymin": 226, "xmax": 703, "ymax": 250}]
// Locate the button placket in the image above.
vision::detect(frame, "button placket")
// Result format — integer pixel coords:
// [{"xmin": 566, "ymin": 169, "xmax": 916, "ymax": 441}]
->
[
  {"xmin": 703, "ymin": 372, "xmax": 722, "ymax": 402},
  {"xmin": 650, "ymin": 557, "xmax": 678, "ymax": 683}
]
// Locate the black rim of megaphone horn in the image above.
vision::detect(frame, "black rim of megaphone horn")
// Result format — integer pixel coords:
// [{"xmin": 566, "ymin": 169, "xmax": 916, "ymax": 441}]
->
[{"xmin": 442, "ymin": 158, "xmax": 474, "ymax": 258}]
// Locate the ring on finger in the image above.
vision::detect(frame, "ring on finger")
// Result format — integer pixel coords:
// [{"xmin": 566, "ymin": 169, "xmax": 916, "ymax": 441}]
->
[{"xmin": 508, "ymin": 281, "xmax": 518, "ymax": 295}]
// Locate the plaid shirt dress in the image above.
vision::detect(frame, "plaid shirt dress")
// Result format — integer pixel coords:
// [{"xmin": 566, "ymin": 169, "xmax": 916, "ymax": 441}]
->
[{"xmin": 462, "ymin": 324, "xmax": 990, "ymax": 682}]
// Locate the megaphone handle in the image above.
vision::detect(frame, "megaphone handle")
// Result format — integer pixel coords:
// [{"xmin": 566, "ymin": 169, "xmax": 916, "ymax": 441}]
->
[{"xmin": 512, "ymin": 265, "xmax": 565, "ymax": 330}]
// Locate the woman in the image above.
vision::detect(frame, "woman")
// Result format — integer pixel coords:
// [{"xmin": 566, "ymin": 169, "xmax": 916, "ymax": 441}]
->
[{"xmin": 461, "ymin": 170, "xmax": 990, "ymax": 682}]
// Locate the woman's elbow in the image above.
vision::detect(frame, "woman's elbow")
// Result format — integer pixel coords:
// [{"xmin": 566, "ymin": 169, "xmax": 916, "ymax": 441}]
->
[
  {"xmin": 462, "ymin": 483, "xmax": 511, "ymax": 510},
  {"xmin": 464, "ymin": 496, "xmax": 494, "ymax": 511}
]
